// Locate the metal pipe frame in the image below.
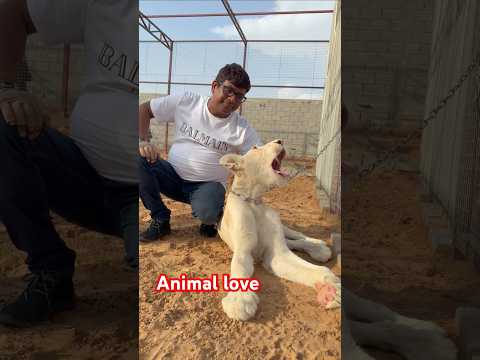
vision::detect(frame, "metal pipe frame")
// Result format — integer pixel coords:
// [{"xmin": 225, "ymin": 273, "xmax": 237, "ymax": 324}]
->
[
  {"xmin": 146, "ymin": 10, "xmax": 333, "ymax": 18},
  {"xmin": 140, "ymin": 40, "xmax": 328, "ymax": 43},
  {"xmin": 139, "ymin": 11, "xmax": 173, "ymax": 50},
  {"xmin": 140, "ymin": 81, "xmax": 324, "ymax": 90},
  {"xmin": 240, "ymin": 42, "xmax": 247, "ymax": 115},
  {"xmin": 62, "ymin": 44, "xmax": 71, "ymax": 118},
  {"xmin": 165, "ymin": 43, "xmax": 174, "ymax": 154},
  {"xmin": 139, "ymin": 1, "xmax": 333, "ymax": 151},
  {"xmin": 221, "ymin": 0, "xmax": 247, "ymax": 44}
]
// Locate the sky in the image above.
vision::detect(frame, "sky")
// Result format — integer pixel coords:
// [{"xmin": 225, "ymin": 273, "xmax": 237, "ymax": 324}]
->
[{"xmin": 139, "ymin": 1, "xmax": 336, "ymax": 99}]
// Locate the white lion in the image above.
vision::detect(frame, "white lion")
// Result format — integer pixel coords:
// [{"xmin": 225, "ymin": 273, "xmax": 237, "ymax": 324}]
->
[
  {"xmin": 217, "ymin": 139, "xmax": 340, "ymax": 321},
  {"xmin": 215, "ymin": 139, "xmax": 457, "ymax": 360}
]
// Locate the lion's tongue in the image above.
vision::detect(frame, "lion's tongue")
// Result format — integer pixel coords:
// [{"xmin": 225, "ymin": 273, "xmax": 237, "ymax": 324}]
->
[{"xmin": 275, "ymin": 169, "xmax": 289, "ymax": 177}]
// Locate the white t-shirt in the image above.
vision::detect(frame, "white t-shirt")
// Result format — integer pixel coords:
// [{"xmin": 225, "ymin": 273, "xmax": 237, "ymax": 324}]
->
[
  {"xmin": 27, "ymin": 0, "xmax": 139, "ymax": 184},
  {"xmin": 150, "ymin": 92, "xmax": 262, "ymax": 185}
]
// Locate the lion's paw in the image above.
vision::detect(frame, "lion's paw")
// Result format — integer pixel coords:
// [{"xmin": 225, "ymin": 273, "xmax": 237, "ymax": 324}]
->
[
  {"xmin": 308, "ymin": 243, "xmax": 332, "ymax": 263},
  {"xmin": 395, "ymin": 315, "xmax": 446, "ymax": 335},
  {"xmin": 315, "ymin": 277, "xmax": 341, "ymax": 309},
  {"xmin": 222, "ymin": 291, "xmax": 259, "ymax": 321}
]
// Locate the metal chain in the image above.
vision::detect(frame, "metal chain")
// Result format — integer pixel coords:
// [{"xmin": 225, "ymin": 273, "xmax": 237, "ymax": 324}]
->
[
  {"xmin": 291, "ymin": 51, "xmax": 479, "ymax": 179},
  {"xmin": 289, "ymin": 124, "xmax": 341, "ymax": 178},
  {"xmin": 289, "ymin": 164, "xmax": 307, "ymax": 178},
  {"xmin": 357, "ymin": 50, "xmax": 480, "ymax": 179},
  {"xmin": 316, "ymin": 126, "xmax": 341, "ymax": 159}
]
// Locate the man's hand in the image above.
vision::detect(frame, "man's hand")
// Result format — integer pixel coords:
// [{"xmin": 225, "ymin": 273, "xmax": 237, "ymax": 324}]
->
[
  {"xmin": 139, "ymin": 140, "xmax": 161, "ymax": 163},
  {"xmin": 0, "ymin": 89, "xmax": 49, "ymax": 139}
]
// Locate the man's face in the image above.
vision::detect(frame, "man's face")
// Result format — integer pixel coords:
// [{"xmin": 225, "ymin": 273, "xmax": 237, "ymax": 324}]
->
[{"xmin": 209, "ymin": 80, "xmax": 248, "ymax": 117}]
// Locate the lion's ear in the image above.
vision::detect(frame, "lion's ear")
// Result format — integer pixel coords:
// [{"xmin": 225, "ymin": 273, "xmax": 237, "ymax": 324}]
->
[{"xmin": 220, "ymin": 154, "xmax": 244, "ymax": 172}]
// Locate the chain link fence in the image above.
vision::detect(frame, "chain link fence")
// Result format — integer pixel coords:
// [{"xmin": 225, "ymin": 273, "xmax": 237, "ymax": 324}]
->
[
  {"xmin": 308, "ymin": 48, "xmax": 480, "ymax": 180},
  {"xmin": 139, "ymin": 40, "xmax": 328, "ymax": 157},
  {"xmin": 23, "ymin": 38, "xmax": 86, "ymax": 124}
]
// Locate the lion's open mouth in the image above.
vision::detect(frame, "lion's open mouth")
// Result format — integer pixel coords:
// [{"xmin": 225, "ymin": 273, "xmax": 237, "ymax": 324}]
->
[{"xmin": 272, "ymin": 149, "xmax": 289, "ymax": 177}]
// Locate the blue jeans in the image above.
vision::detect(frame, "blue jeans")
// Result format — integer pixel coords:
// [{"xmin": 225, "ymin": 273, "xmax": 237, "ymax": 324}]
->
[
  {"xmin": 0, "ymin": 115, "xmax": 139, "ymax": 274},
  {"xmin": 139, "ymin": 157, "xmax": 225, "ymax": 225}
]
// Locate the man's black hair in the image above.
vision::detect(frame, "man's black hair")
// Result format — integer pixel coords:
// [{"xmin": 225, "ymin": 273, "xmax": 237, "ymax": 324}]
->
[{"xmin": 215, "ymin": 63, "xmax": 251, "ymax": 92}]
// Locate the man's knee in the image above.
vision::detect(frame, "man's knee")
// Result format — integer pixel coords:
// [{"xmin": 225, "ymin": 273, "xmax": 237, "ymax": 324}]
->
[
  {"xmin": 203, "ymin": 182, "xmax": 225, "ymax": 202},
  {"xmin": 0, "ymin": 116, "xmax": 30, "ymax": 183},
  {"xmin": 139, "ymin": 156, "xmax": 151, "ymax": 170},
  {"xmin": 0, "ymin": 114, "xmax": 39, "ymax": 152},
  {"xmin": 139, "ymin": 157, "xmax": 162, "ymax": 179},
  {"xmin": 0, "ymin": 114, "xmax": 14, "ymax": 144},
  {"xmin": 139, "ymin": 157, "xmax": 169, "ymax": 171},
  {"xmin": 192, "ymin": 182, "xmax": 225, "ymax": 224},
  {"xmin": 196, "ymin": 205, "xmax": 224, "ymax": 225}
]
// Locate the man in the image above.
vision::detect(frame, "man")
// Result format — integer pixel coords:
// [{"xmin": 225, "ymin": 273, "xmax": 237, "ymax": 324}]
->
[
  {"xmin": 139, "ymin": 63, "xmax": 262, "ymax": 241},
  {"xmin": 0, "ymin": 0, "xmax": 138, "ymax": 327}
]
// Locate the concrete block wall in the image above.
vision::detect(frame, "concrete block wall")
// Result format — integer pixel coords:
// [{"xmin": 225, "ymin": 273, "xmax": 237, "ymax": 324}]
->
[
  {"xmin": 420, "ymin": 0, "xmax": 480, "ymax": 251},
  {"xmin": 242, "ymin": 99, "xmax": 322, "ymax": 156},
  {"xmin": 140, "ymin": 93, "xmax": 322, "ymax": 157},
  {"xmin": 316, "ymin": 0, "xmax": 341, "ymax": 214},
  {"xmin": 343, "ymin": 0, "xmax": 433, "ymax": 131},
  {"xmin": 25, "ymin": 36, "xmax": 86, "ymax": 113}
]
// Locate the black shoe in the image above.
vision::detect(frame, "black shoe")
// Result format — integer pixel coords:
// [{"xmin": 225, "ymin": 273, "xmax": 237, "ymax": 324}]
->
[
  {"xmin": 199, "ymin": 224, "xmax": 217, "ymax": 238},
  {"xmin": 140, "ymin": 218, "xmax": 171, "ymax": 242},
  {"xmin": 0, "ymin": 271, "xmax": 75, "ymax": 328}
]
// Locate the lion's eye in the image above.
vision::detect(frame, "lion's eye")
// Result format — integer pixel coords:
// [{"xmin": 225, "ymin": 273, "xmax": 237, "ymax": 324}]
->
[{"xmin": 252, "ymin": 145, "xmax": 258, "ymax": 150}]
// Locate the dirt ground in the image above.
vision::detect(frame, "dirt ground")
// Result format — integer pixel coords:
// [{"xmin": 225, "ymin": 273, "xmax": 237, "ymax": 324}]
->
[
  {"xmin": 342, "ymin": 132, "xmax": 480, "ymax": 359},
  {"xmin": 0, "ymin": 112, "xmax": 138, "ymax": 360},
  {"xmin": 0, "ymin": 216, "xmax": 138, "ymax": 360},
  {"xmin": 6, "ymin": 123, "xmax": 476, "ymax": 359},
  {"xmin": 139, "ymin": 166, "xmax": 341, "ymax": 360}
]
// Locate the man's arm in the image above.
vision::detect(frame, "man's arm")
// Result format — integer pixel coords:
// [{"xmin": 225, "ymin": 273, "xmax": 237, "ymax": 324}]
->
[
  {"xmin": 139, "ymin": 94, "xmax": 182, "ymax": 141},
  {"xmin": 139, "ymin": 101, "xmax": 153, "ymax": 142},
  {"xmin": 138, "ymin": 101, "xmax": 161, "ymax": 163},
  {"xmin": 0, "ymin": 0, "xmax": 46, "ymax": 139},
  {"xmin": 139, "ymin": 94, "xmax": 183, "ymax": 161},
  {"xmin": 0, "ymin": 0, "xmax": 36, "ymax": 82}
]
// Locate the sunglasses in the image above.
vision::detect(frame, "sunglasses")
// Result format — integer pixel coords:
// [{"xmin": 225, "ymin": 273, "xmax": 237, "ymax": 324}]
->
[{"xmin": 220, "ymin": 83, "xmax": 247, "ymax": 103}]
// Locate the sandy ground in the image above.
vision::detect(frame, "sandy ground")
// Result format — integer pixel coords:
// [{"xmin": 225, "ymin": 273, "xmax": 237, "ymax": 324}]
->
[
  {"xmin": 0, "ymin": 112, "xmax": 138, "ymax": 360},
  {"xmin": 7, "ymin": 118, "xmax": 476, "ymax": 359},
  {"xmin": 0, "ymin": 216, "xmax": 138, "ymax": 360},
  {"xmin": 342, "ymin": 132, "xmax": 480, "ymax": 359},
  {"xmin": 139, "ymin": 166, "xmax": 341, "ymax": 360}
]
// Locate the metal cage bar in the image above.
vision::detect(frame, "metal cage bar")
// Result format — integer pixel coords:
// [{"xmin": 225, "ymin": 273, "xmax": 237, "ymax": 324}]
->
[
  {"xmin": 139, "ymin": 1, "xmax": 333, "ymax": 152},
  {"xmin": 146, "ymin": 10, "xmax": 334, "ymax": 18},
  {"xmin": 139, "ymin": 11, "xmax": 173, "ymax": 50}
]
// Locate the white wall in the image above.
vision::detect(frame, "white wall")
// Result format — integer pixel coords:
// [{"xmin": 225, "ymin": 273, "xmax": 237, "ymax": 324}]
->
[{"xmin": 315, "ymin": 0, "xmax": 341, "ymax": 213}]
